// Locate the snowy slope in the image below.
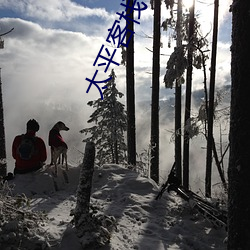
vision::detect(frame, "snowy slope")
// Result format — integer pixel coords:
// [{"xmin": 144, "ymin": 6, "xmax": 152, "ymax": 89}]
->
[{"xmin": 1, "ymin": 164, "xmax": 227, "ymax": 250}]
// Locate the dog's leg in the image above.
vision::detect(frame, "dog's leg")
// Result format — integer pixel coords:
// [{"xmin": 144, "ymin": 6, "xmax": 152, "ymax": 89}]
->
[
  {"xmin": 64, "ymin": 152, "xmax": 68, "ymax": 171},
  {"xmin": 61, "ymin": 153, "xmax": 65, "ymax": 166},
  {"xmin": 61, "ymin": 150, "xmax": 69, "ymax": 183},
  {"xmin": 52, "ymin": 149, "xmax": 60, "ymax": 177},
  {"xmin": 57, "ymin": 154, "xmax": 61, "ymax": 164}
]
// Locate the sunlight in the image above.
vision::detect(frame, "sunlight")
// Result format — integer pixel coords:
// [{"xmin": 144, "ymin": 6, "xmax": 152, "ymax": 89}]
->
[{"xmin": 183, "ymin": 0, "xmax": 194, "ymax": 9}]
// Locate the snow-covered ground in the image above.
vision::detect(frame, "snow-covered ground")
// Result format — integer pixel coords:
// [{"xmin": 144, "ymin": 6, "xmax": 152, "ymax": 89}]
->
[{"xmin": 1, "ymin": 164, "xmax": 227, "ymax": 250}]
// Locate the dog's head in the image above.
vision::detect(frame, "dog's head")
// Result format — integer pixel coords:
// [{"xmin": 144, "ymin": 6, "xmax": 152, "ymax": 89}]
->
[{"xmin": 53, "ymin": 121, "xmax": 69, "ymax": 131}]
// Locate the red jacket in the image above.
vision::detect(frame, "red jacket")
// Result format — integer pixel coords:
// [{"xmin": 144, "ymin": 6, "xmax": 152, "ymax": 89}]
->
[
  {"xmin": 48, "ymin": 128, "xmax": 68, "ymax": 149},
  {"xmin": 12, "ymin": 131, "xmax": 47, "ymax": 171}
]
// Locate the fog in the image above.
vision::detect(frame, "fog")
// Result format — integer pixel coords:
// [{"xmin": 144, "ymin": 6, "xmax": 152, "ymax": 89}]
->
[{"xmin": 0, "ymin": 0, "xmax": 231, "ymax": 194}]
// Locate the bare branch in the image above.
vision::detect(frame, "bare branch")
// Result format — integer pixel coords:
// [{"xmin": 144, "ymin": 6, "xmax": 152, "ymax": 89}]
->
[{"xmin": 0, "ymin": 28, "xmax": 14, "ymax": 37}]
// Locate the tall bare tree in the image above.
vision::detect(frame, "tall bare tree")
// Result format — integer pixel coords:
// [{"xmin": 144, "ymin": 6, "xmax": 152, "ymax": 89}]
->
[
  {"xmin": 0, "ymin": 28, "xmax": 14, "ymax": 177},
  {"xmin": 183, "ymin": 0, "xmax": 195, "ymax": 189},
  {"xmin": 205, "ymin": 0, "xmax": 219, "ymax": 197},
  {"xmin": 163, "ymin": 0, "xmax": 185, "ymax": 182},
  {"xmin": 0, "ymin": 68, "xmax": 6, "ymax": 177},
  {"xmin": 126, "ymin": 0, "xmax": 136, "ymax": 166},
  {"xmin": 228, "ymin": 0, "xmax": 250, "ymax": 248},
  {"xmin": 175, "ymin": 0, "xmax": 183, "ymax": 183},
  {"xmin": 150, "ymin": 0, "xmax": 161, "ymax": 184}
]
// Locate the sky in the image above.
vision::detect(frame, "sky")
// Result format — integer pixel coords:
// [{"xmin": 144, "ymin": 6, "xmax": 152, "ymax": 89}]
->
[{"xmin": 0, "ymin": 0, "xmax": 232, "ymax": 189}]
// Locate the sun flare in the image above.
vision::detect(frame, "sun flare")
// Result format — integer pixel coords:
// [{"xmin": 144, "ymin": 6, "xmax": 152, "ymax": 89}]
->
[{"xmin": 183, "ymin": 0, "xmax": 194, "ymax": 9}]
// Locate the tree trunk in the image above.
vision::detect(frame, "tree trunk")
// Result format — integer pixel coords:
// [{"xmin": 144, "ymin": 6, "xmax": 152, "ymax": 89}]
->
[
  {"xmin": 0, "ymin": 70, "xmax": 7, "ymax": 177},
  {"xmin": 175, "ymin": 0, "xmax": 183, "ymax": 183},
  {"xmin": 228, "ymin": 0, "xmax": 250, "ymax": 248},
  {"xmin": 126, "ymin": 0, "xmax": 136, "ymax": 166},
  {"xmin": 114, "ymin": 140, "xmax": 118, "ymax": 164},
  {"xmin": 205, "ymin": 0, "xmax": 219, "ymax": 197},
  {"xmin": 114, "ymin": 115, "xmax": 119, "ymax": 164},
  {"xmin": 183, "ymin": 0, "xmax": 195, "ymax": 190},
  {"xmin": 211, "ymin": 137, "xmax": 227, "ymax": 191},
  {"xmin": 74, "ymin": 142, "xmax": 116, "ymax": 248},
  {"xmin": 150, "ymin": 0, "xmax": 161, "ymax": 184},
  {"xmin": 74, "ymin": 142, "xmax": 95, "ymax": 227}
]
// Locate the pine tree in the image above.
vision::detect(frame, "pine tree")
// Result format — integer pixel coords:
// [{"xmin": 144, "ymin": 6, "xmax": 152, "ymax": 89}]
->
[
  {"xmin": 80, "ymin": 70, "xmax": 127, "ymax": 166},
  {"xmin": 163, "ymin": 1, "xmax": 210, "ymax": 187}
]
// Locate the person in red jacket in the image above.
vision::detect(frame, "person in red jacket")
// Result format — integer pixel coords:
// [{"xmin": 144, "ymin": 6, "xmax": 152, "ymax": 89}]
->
[{"xmin": 12, "ymin": 119, "xmax": 47, "ymax": 174}]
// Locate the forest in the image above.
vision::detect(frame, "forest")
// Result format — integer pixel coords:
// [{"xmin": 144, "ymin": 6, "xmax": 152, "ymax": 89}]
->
[{"xmin": 0, "ymin": 0, "xmax": 250, "ymax": 249}]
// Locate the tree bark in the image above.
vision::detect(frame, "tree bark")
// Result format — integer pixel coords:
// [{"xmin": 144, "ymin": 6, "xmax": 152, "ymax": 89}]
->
[
  {"xmin": 74, "ymin": 142, "xmax": 116, "ymax": 248},
  {"xmin": 126, "ymin": 0, "xmax": 136, "ymax": 166},
  {"xmin": 183, "ymin": 0, "xmax": 195, "ymax": 190},
  {"xmin": 211, "ymin": 137, "xmax": 227, "ymax": 191},
  {"xmin": 228, "ymin": 0, "xmax": 250, "ymax": 249},
  {"xmin": 74, "ymin": 142, "xmax": 95, "ymax": 227},
  {"xmin": 175, "ymin": 0, "xmax": 183, "ymax": 183},
  {"xmin": 114, "ymin": 140, "xmax": 118, "ymax": 164},
  {"xmin": 205, "ymin": 0, "xmax": 219, "ymax": 198},
  {"xmin": 0, "ymin": 69, "xmax": 7, "ymax": 177},
  {"xmin": 150, "ymin": 0, "xmax": 161, "ymax": 184}
]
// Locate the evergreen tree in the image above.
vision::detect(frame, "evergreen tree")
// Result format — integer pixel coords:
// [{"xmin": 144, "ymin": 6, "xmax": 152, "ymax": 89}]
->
[
  {"xmin": 80, "ymin": 70, "xmax": 127, "ymax": 166},
  {"xmin": 163, "ymin": 1, "xmax": 210, "ymax": 187}
]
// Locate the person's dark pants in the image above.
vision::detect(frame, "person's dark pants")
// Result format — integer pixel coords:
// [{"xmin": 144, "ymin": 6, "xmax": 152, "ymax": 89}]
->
[{"xmin": 14, "ymin": 165, "xmax": 43, "ymax": 175}]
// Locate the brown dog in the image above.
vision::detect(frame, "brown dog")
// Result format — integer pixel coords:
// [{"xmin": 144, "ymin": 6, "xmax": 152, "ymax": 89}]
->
[{"xmin": 48, "ymin": 121, "xmax": 69, "ymax": 176}]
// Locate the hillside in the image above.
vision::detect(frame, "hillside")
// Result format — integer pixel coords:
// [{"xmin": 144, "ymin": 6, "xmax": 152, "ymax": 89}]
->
[{"xmin": 0, "ymin": 164, "xmax": 227, "ymax": 250}]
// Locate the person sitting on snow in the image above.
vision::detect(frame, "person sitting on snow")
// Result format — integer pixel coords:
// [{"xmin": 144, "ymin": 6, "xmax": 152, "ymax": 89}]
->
[{"xmin": 12, "ymin": 119, "xmax": 47, "ymax": 174}]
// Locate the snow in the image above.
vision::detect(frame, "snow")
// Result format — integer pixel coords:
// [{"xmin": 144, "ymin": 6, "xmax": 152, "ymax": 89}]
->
[{"xmin": 2, "ymin": 164, "xmax": 227, "ymax": 250}]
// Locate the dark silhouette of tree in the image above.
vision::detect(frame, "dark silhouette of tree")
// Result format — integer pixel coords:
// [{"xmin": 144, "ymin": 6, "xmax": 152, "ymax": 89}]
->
[
  {"xmin": 205, "ymin": 0, "xmax": 219, "ymax": 197},
  {"xmin": 163, "ymin": 0, "xmax": 185, "ymax": 183},
  {"xmin": 150, "ymin": 0, "xmax": 161, "ymax": 184},
  {"xmin": 126, "ymin": 0, "xmax": 136, "ymax": 166},
  {"xmin": 174, "ymin": 0, "xmax": 183, "ymax": 183},
  {"xmin": 75, "ymin": 142, "xmax": 95, "ymax": 226},
  {"xmin": 163, "ymin": 1, "xmax": 211, "ymax": 188},
  {"xmin": 0, "ymin": 69, "xmax": 6, "ymax": 177},
  {"xmin": 183, "ymin": 0, "xmax": 195, "ymax": 189},
  {"xmin": 0, "ymin": 28, "xmax": 13, "ymax": 177},
  {"xmin": 74, "ymin": 142, "xmax": 115, "ymax": 248},
  {"xmin": 80, "ymin": 70, "xmax": 127, "ymax": 166},
  {"xmin": 228, "ymin": 0, "xmax": 250, "ymax": 248}
]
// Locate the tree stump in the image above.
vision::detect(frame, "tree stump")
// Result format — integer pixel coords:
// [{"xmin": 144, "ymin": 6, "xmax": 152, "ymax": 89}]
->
[
  {"xmin": 74, "ymin": 142, "xmax": 95, "ymax": 227},
  {"xmin": 73, "ymin": 142, "xmax": 116, "ymax": 249}
]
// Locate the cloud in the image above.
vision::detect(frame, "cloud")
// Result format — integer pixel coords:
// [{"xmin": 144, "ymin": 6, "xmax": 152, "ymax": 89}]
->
[
  {"xmin": 0, "ymin": 0, "xmax": 111, "ymax": 21},
  {"xmin": 0, "ymin": 17, "xmax": 113, "ymax": 169},
  {"xmin": 0, "ymin": 0, "xmax": 232, "ymax": 189},
  {"xmin": 1, "ymin": 18, "xmax": 96, "ymax": 97},
  {"xmin": 0, "ymin": 16, "xmax": 150, "ymax": 170}
]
